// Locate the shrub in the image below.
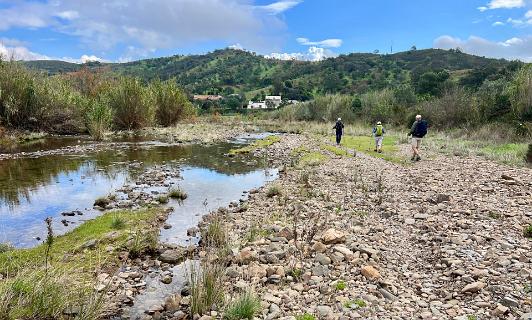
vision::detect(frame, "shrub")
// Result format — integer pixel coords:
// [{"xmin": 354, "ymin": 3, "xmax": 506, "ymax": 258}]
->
[
  {"xmin": 419, "ymin": 87, "xmax": 478, "ymax": 128},
  {"xmin": 94, "ymin": 196, "xmax": 110, "ymax": 207},
  {"xmin": 151, "ymin": 79, "xmax": 195, "ymax": 126},
  {"xmin": 224, "ymin": 291, "xmax": 261, "ymax": 320},
  {"xmin": 169, "ymin": 187, "xmax": 188, "ymax": 200},
  {"xmin": 524, "ymin": 224, "xmax": 532, "ymax": 238},
  {"xmin": 85, "ymin": 99, "xmax": 113, "ymax": 140},
  {"xmin": 107, "ymin": 77, "xmax": 153, "ymax": 130},
  {"xmin": 508, "ymin": 65, "xmax": 532, "ymax": 122},
  {"xmin": 128, "ymin": 229, "xmax": 158, "ymax": 258},
  {"xmin": 335, "ymin": 280, "xmax": 347, "ymax": 291},
  {"xmin": 157, "ymin": 195, "xmax": 169, "ymax": 204},
  {"xmin": 0, "ymin": 243, "xmax": 14, "ymax": 253},
  {"xmin": 360, "ymin": 88, "xmax": 395, "ymax": 123}
]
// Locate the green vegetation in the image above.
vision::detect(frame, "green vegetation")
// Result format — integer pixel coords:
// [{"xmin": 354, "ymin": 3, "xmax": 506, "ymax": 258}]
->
[
  {"xmin": 266, "ymin": 185, "xmax": 282, "ymax": 198},
  {"xmin": 156, "ymin": 195, "xmax": 169, "ymax": 204},
  {"xmin": 344, "ymin": 299, "xmax": 367, "ymax": 309},
  {"xmin": 93, "ymin": 196, "xmax": 111, "ymax": 207},
  {"xmin": 169, "ymin": 187, "xmax": 188, "ymax": 200},
  {"xmin": 340, "ymin": 135, "xmax": 404, "ymax": 164},
  {"xmin": 298, "ymin": 151, "xmax": 329, "ymax": 167},
  {"xmin": 188, "ymin": 259, "xmax": 225, "ymax": 316},
  {"xmin": 224, "ymin": 291, "xmax": 262, "ymax": 320},
  {"xmin": 524, "ymin": 224, "xmax": 532, "ymax": 238},
  {"xmin": 201, "ymin": 218, "xmax": 227, "ymax": 248},
  {"xmin": 110, "ymin": 214, "xmax": 126, "ymax": 230},
  {"xmin": 229, "ymin": 135, "xmax": 281, "ymax": 155},
  {"xmin": 335, "ymin": 280, "xmax": 347, "ymax": 291},
  {"xmin": 0, "ymin": 243, "xmax": 14, "ymax": 254},
  {"xmin": 0, "ymin": 208, "xmax": 162, "ymax": 319},
  {"xmin": 295, "ymin": 313, "xmax": 316, "ymax": 320},
  {"xmin": 321, "ymin": 144, "xmax": 350, "ymax": 157}
]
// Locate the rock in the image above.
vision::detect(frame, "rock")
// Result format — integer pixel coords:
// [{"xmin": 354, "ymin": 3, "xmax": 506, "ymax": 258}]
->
[
  {"xmin": 237, "ymin": 247, "xmax": 256, "ymax": 264},
  {"xmin": 356, "ymin": 245, "xmax": 379, "ymax": 257},
  {"xmin": 333, "ymin": 245, "xmax": 354, "ymax": 257},
  {"xmin": 321, "ymin": 228, "xmax": 346, "ymax": 244},
  {"xmin": 361, "ymin": 265, "xmax": 380, "ymax": 280},
  {"xmin": 82, "ymin": 239, "xmax": 98, "ymax": 249},
  {"xmin": 491, "ymin": 304, "xmax": 509, "ymax": 316},
  {"xmin": 159, "ymin": 249, "xmax": 184, "ymax": 264},
  {"xmin": 317, "ymin": 305, "xmax": 333, "ymax": 318},
  {"xmin": 312, "ymin": 241, "xmax": 327, "ymax": 253},
  {"xmin": 164, "ymin": 295, "xmax": 181, "ymax": 312},
  {"xmin": 378, "ymin": 288, "xmax": 397, "ymax": 301},
  {"xmin": 277, "ymin": 227, "xmax": 294, "ymax": 240},
  {"xmin": 173, "ymin": 311, "xmax": 186, "ymax": 320},
  {"xmin": 521, "ymin": 313, "xmax": 532, "ymax": 320},
  {"xmin": 248, "ymin": 262, "xmax": 267, "ymax": 278},
  {"xmin": 501, "ymin": 296, "xmax": 519, "ymax": 308},
  {"xmin": 461, "ymin": 281, "xmax": 486, "ymax": 293},
  {"xmin": 312, "ymin": 265, "xmax": 330, "ymax": 277},
  {"xmin": 315, "ymin": 253, "xmax": 331, "ymax": 265},
  {"xmin": 161, "ymin": 275, "xmax": 173, "ymax": 284},
  {"xmin": 199, "ymin": 316, "xmax": 212, "ymax": 320},
  {"xmin": 263, "ymin": 293, "xmax": 282, "ymax": 304}
]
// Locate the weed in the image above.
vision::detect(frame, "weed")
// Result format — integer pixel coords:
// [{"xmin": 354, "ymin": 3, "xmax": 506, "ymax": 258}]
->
[
  {"xmin": 110, "ymin": 215, "xmax": 126, "ymax": 230},
  {"xmin": 245, "ymin": 224, "xmax": 271, "ymax": 243},
  {"xmin": 287, "ymin": 268, "xmax": 303, "ymax": 281},
  {"xmin": 157, "ymin": 195, "xmax": 169, "ymax": 204},
  {"xmin": 488, "ymin": 211, "xmax": 502, "ymax": 219},
  {"xmin": 128, "ymin": 229, "xmax": 158, "ymax": 258},
  {"xmin": 344, "ymin": 299, "xmax": 367, "ymax": 309},
  {"xmin": 524, "ymin": 224, "xmax": 532, "ymax": 238},
  {"xmin": 201, "ymin": 218, "xmax": 227, "ymax": 248},
  {"xmin": 295, "ymin": 313, "xmax": 316, "ymax": 320},
  {"xmin": 0, "ymin": 243, "xmax": 14, "ymax": 254},
  {"xmin": 335, "ymin": 280, "xmax": 347, "ymax": 291},
  {"xmin": 467, "ymin": 316, "xmax": 477, "ymax": 320},
  {"xmin": 188, "ymin": 259, "xmax": 225, "ymax": 316},
  {"xmin": 266, "ymin": 185, "xmax": 282, "ymax": 198},
  {"xmin": 298, "ymin": 152, "xmax": 328, "ymax": 167},
  {"xmin": 169, "ymin": 187, "xmax": 188, "ymax": 200},
  {"xmin": 224, "ymin": 291, "xmax": 261, "ymax": 320}
]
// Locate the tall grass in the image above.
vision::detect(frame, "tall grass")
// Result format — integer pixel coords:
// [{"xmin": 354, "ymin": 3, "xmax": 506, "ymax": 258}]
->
[
  {"xmin": 85, "ymin": 99, "xmax": 113, "ymax": 140},
  {"xmin": 188, "ymin": 258, "xmax": 225, "ymax": 316},
  {"xmin": 106, "ymin": 77, "xmax": 154, "ymax": 130}
]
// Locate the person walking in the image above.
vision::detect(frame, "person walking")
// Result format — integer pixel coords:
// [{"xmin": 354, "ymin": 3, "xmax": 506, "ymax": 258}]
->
[
  {"xmin": 333, "ymin": 118, "xmax": 344, "ymax": 145},
  {"xmin": 408, "ymin": 115, "xmax": 428, "ymax": 161},
  {"xmin": 373, "ymin": 121, "xmax": 385, "ymax": 153}
]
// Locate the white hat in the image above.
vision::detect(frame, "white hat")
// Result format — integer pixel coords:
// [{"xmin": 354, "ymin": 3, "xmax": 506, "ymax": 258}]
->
[{"xmin": 338, "ymin": 118, "xmax": 341, "ymax": 121}]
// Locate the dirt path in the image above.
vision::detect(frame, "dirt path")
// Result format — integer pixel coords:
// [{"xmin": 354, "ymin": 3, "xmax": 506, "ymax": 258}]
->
[{"xmin": 221, "ymin": 134, "xmax": 532, "ymax": 320}]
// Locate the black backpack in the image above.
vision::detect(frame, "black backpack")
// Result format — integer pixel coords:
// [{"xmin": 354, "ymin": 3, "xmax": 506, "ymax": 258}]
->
[{"xmin": 415, "ymin": 120, "xmax": 428, "ymax": 138}]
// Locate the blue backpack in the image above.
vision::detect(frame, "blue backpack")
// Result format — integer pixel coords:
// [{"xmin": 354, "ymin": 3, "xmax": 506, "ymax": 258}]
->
[{"xmin": 415, "ymin": 120, "xmax": 428, "ymax": 138}]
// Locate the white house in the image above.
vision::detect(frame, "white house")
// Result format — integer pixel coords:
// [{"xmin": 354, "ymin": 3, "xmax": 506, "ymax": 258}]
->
[
  {"xmin": 265, "ymin": 95, "xmax": 282, "ymax": 107},
  {"xmin": 247, "ymin": 101, "xmax": 267, "ymax": 109}
]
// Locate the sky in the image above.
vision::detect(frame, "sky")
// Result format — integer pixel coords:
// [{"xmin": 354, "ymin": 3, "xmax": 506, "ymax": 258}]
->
[{"xmin": 0, "ymin": 0, "xmax": 531, "ymax": 63}]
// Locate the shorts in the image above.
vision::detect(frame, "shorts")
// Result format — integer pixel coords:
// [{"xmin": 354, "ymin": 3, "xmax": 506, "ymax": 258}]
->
[
  {"xmin": 375, "ymin": 136, "xmax": 383, "ymax": 147},
  {"xmin": 412, "ymin": 137, "xmax": 422, "ymax": 148}
]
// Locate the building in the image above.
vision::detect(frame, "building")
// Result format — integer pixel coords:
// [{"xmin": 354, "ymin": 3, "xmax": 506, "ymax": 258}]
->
[
  {"xmin": 265, "ymin": 95, "xmax": 282, "ymax": 108},
  {"xmin": 193, "ymin": 95, "xmax": 223, "ymax": 102},
  {"xmin": 247, "ymin": 101, "xmax": 267, "ymax": 109}
]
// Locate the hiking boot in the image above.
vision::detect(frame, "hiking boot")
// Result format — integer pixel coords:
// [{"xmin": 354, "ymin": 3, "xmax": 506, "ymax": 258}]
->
[
  {"xmin": 411, "ymin": 156, "xmax": 416, "ymax": 161},
  {"xmin": 378, "ymin": 150, "xmax": 382, "ymax": 153},
  {"xmin": 374, "ymin": 149, "xmax": 377, "ymax": 152},
  {"xmin": 416, "ymin": 155, "xmax": 421, "ymax": 161}
]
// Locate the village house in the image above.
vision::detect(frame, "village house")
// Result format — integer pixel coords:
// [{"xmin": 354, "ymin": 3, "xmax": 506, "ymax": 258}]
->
[
  {"xmin": 193, "ymin": 95, "xmax": 223, "ymax": 102},
  {"xmin": 247, "ymin": 95, "xmax": 282, "ymax": 109}
]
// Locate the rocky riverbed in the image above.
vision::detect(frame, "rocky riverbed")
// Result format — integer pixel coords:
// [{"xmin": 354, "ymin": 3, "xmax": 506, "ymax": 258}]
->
[{"xmin": 123, "ymin": 133, "xmax": 532, "ymax": 320}]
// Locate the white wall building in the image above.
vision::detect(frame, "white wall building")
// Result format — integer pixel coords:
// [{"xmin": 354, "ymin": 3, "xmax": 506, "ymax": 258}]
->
[
  {"xmin": 247, "ymin": 101, "xmax": 267, "ymax": 109},
  {"xmin": 265, "ymin": 95, "xmax": 282, "ymax": 107}
]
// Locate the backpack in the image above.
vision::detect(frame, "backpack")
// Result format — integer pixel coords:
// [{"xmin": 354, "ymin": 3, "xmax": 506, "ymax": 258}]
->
[
  {"xmin": 376, "ymin": 125, "xmax": 383, "ymax": 136},
  {"xmin": 415, "ymin": 120, "xmax": 428, "ymax": 138}
]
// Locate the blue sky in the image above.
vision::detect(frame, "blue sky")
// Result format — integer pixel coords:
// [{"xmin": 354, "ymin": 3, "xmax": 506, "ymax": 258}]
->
[{"xmin": 0, "ymin": 0, "xmax": 531, "ymax": 62}]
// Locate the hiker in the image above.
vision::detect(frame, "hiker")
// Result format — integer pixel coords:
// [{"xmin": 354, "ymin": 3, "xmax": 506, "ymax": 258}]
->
[
  {"xmin": 372, "ymin": 121, "xmax": 385, "ymax": 153},
  {"xmin": 333, "ymin": 118, "xmax": 344, "ymax": 145},
  {"xmin": 408, "ymin": 115, "xmax": 428, "ymax": 161}
]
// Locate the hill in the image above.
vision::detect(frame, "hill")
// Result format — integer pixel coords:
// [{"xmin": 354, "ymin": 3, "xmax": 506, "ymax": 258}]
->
[{"xmin": 24, "ymin": 48, "xmax": 513, "ymax": 99}]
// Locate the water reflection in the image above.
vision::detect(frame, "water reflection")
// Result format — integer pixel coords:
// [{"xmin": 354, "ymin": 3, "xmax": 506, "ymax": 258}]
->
[{"xmin": 0, "ymin": 140, "xmax": 270, "ymax": 247}]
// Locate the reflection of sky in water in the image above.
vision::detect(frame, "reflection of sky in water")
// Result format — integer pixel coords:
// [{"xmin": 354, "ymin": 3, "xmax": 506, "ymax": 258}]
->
[
  {"xmin": 0, "ymin": 161, "xmax": 129, "ymax": 247},
  {"xmin": 0, "ymin": 140, "xmax": 276, "ymax": 248},
  {"xmin": 160, "ymin": 166, "xmax": 277, "ymax": 245}
]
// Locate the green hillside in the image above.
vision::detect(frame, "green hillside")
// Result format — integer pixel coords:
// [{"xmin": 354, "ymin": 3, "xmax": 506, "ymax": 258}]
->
[{"xmin": 24, "ymin": 48, "xmax": 514, "ymax": 100}]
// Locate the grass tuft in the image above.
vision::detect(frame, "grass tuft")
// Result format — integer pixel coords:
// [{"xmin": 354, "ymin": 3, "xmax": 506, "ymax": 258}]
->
[
  {"xmin": 110, "ymin": 215, "xmax": 126, "ymax": 230},
  {"xmin": 224, "ymin": 291, "xmax": 262, "ymax": 320},
  {"xmin": 229, "ymin": 135, "xmax": 281, "ymax": 155},
  {"xmin": 524, "ymin": 224, "xmax": 532, "ymax": 238},
  {"xmin": 156, "ymin": 195, "xmax": 169, "ymax": 204},
  {"xmin": 201, "ymin": 218, "xmax": 227, "ymax": 248},
  {"xmin": 0, "ymin": 243, "xmax": 14, "ymax": 254},
  {"xmin": 335, "ymin": 280, "xmax": 347, "ymax": 291},
  {"xmin": 169, "ymin": 187, "xmax": 188, "ymax": 200},
  {"xmin": 266, "ymin": 185, "xmax": 282, "ymax": 198},
  {"xmin": 93, "ymin": 196, "xmax": 111, "ymax": 207},
  {"xmin": 295, "ymin": 314, "xmax": 316, "ymax": 320},
  {"xmin": 188, "ymin": 259, "xmax": 225, "ymax": 316}
]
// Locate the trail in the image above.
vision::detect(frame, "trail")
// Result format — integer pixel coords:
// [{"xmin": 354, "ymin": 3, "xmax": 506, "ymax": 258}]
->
[{"xmin": 223, "ymin": 134, "xmax": 532, "ymax": 320}]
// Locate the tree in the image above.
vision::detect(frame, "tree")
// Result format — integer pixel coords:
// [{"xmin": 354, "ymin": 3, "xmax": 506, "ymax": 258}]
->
[{"xmin": 411, "ymin": 45, "xmax": 417, "ymax": 51}]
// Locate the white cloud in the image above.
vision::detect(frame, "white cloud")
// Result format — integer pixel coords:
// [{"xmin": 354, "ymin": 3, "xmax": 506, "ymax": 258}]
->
[
  {"xmin": 259, "ymin": 1, "xmax": 302, "ymax": 14},
  {"xmin": 526, "ymin": 10, "xmax": 532, "ymax": 18},
  {"xmin": 228, "ymin": 43, "xmax": 244, "ymax": 50},
  {"xmin": 492, "ymin": 21, "xmax": 505, "ymax": 26},
  {"xmin": 0, "ymin": 0, "xmax": 300, "ymax": 58},
  {"xmin": 0, "ymin": 43, "xmax": 51, "ymax": 61},
  {"xmin": 434, "ymin": 35, "xmax": 532, "ymax": 61},
  {"xmin": 267, "ymin": 46, "xmax": 337, "ymax": 62},
  {"xmin": 478, "ymin": 6, "xmax": 488, "ymax": 12},
  {"xmin": 296, "ymin": 37, "xmax": 343, "ymax": 48},
  {"xmin": 483, "ymin": 0, "xmax": 525, "ymax": 10}
]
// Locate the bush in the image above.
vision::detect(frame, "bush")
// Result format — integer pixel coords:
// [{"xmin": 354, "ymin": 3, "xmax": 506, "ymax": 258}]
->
[
  {"xmin": 360, "ymin": 88, "xmax": 395, "ymax": 123},
  {"xmin": 224, "ymin": 291, "xmax": 261, "ymax": 320},
  {"xmin": 169, "ymin": 187, "xmax": 188, "ymax": 200},
  {"xmin": 107, "ymin": 77, "xmax": 153, "ymax": 130},
  {"xmin": 85, "ymin": 99, "xmax": 113, "ymax": 140},
  {"xmin": 151, "ymin": 79, "xmax": 195, "ymax": 126},
  {"xmin": 508, "ymin": 65, "xmax": 532, "ymax": 122},
  {"xmin": 188, "ymin": 259, "xmax": 225, "ymax": 316},
  {"xmin": 419, "ymin": 87, "xmax": 478, "ymax": 128}
]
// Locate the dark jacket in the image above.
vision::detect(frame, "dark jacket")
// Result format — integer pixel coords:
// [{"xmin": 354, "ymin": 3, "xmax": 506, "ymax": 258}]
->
[
  {"xmin": 410, "ymin": 120, "xmax": 427, "ymax": 138},
  {"xmin": 334, "ymin": 121, "xmax": 344, "ymax": 135}
]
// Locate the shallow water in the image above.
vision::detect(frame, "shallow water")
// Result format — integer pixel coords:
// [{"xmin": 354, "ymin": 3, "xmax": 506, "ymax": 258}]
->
[{"xmin": 0, "ymin": 134, "xmax": 277, "ymax": 248}]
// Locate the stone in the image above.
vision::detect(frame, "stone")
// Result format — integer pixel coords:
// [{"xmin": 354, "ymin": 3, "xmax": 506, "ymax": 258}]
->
[
  {"xmin": 248, "ymin": 262, "xmax": 267, "ymax": 278},
  {"xmin": 263, "ymin": 293, "xmax": 282, "ymax": 304},
  {"xmin": 315, "ymin": 253, "xmax": 331, "ymax": 265},
  {"xmin": 237, "ymin": 247, "xmax": 256, "ymax": 264},
  {"xmin": 317, "ymin": 305, "xmax": 333, "ymax": 318},
  {"xmin": 378, "ymin": 288, "xmax": 397, "ymax": 301},
  {"xmin": 321, "ymin": 228, "xmax": 346, "ymax": 244},
  {"xmin": 361, "ymin": 265, "xmax": 380, "ymax": 280},
  {"xmin": 161, "ymin": 275, "xmax": 173, "ymax": 284},
  {"xmin": 312, "ymin": 241, "xmax": 327, "ymax": 253},
  {"xmin": 312, "ymin": 265, "xmax": 330, "ymax": 277},
  {"xmin": 277, "ymin": 227, "xmax": 294, "ymax": 240},
  {"xmin": 461, "ymin": 281, "xmax": 486, "ymax": 293},
  {"xmin": 82, "ymin": 239, "xmax": 98, "ymax": 249},
  {"xmin": 159, "ymin": 249, "xmax": 184, "ymax": 264},
  {"xmin": 491, "ymin": 304, "xmax": 509, "ymax": 316},
  {"xmin": 173, "ymin": 311, "xmax": 186, "ymax": 320},
  {"xmin": 333, "ymin": 245, "xmax": 354, "ymax": 257},
  {"xmin": 501, "ymin": 296, "xmax": 519, "ymax": 308}
]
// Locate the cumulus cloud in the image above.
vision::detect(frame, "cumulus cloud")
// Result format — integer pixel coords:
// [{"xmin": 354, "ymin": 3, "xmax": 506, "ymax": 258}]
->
[
  {"xmin": 434, "ymin": 35, "xmax": 532, "ymax": 61},
  {"xmin": 481, "ymin": 0, "xmax": 525, "ymax": 10},
  {"xmin": 0, "ymin": 0, "xmax": 301, "ymax": 59},
  {"xmin": 296, "ymin": 37, "xmax": 343, "ymax": 48},
  {"xmin": 266, "ymin": 46, "xmax": 337, "ymax": 61},
  {"xmin": 0, "ymin": 43, "xmax": 51, "ymax": 60},
  {"xmin": 492, "ymin": 21, "xmax": 505, "ymax": 26}
]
